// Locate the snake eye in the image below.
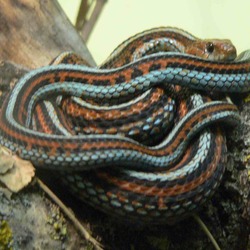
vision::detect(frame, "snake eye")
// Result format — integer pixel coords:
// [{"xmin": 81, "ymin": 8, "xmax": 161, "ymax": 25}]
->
[{"xmin": 206, "ymin": 42, "xmax": 214, "ymax": 54}]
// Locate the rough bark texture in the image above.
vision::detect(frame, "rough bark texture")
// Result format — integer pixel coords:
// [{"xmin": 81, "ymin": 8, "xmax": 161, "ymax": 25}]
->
[
  {"xmin": 0, "ymin": 0, "xmax": 95, "ymax": 69},
  {"xmin": 0, "ymin": 1, "xmax": 249, "ymax": 249}
]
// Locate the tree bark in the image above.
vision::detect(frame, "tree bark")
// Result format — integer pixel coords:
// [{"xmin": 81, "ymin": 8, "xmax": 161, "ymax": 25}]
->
[
  {"xmin": 0, "ymin": 1, "xmax": 96, "ymax": 249},
  {"xmin": 0, "ymin": 0, "xmax": 249, "ymax": 249},
  {"xmin": 0, "ymin": 0, "xmax": 95, "ymax": 69}
]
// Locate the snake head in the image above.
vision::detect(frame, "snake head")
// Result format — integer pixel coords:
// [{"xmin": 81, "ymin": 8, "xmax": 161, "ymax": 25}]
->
[{"xmin": 185, "ymin": 39, "xmax": 237, "ymax": 61}]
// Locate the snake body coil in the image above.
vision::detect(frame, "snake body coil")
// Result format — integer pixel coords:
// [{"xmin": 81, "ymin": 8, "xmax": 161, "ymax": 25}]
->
[{"xmin": 0, "ymin": 27, "xmax": 248, "ymax": 223}]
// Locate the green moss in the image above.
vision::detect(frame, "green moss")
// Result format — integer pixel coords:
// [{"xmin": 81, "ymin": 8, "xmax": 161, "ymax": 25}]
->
[
  {"xmin": 47, "ymin": 205, "xmax": 67, "ymax": 241},
  {"xmin": 0, "ymin": 220, "xmax": 13, "ymax": 250},
  {"xmin": 244, "ymin": 94, "xmax": 250, "ymax": 103},
  {"xmin": 85, "ymin": 242, "xmax": 94, "ymax": 250}
]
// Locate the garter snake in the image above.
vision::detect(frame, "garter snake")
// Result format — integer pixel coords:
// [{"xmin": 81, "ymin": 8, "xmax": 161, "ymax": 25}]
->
[{"xmin": 0, "ymin": 27, "xmax": 248, "ymax": 223}]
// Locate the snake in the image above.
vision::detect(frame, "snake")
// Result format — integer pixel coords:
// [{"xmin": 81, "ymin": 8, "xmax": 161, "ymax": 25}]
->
[{"xmin": 0, "ymin": 27, "xmax": 248, "ymax": 223}]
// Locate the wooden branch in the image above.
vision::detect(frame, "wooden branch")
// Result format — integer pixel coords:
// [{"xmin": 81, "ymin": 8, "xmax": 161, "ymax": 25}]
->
[
  {"xmin": 77, "ymin": 0, "xmax": 107, "ymax": 41},
  {"xmin": 0, "ymin": 1, "xmax": 99, "ymax": 249},
  {"xmin": 0, "ymin": 0, "xmax": 95, "ymax": 68}
]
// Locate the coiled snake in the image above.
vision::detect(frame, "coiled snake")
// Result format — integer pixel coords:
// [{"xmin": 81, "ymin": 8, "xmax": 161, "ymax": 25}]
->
[{"xmin": 0, "ymin": 27, "xmax": 249, "ymax": 223}]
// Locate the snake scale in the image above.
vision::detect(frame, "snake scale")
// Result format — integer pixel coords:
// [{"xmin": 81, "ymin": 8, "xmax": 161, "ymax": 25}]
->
[{"xmin": 0, "ymin": 27, "xmax": 249, "ymax": 224}]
